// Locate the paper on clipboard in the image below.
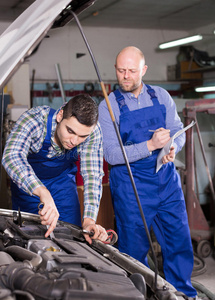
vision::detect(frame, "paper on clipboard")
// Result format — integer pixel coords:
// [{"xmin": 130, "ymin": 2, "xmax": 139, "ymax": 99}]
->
[{"xmin": 156, "ymin": 120, "xmax": 196, "ymax": 173}]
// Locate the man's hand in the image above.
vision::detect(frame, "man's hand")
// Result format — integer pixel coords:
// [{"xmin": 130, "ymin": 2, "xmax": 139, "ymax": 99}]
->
[
  {"xmin": 162, "ymin": 146, "xmax": 175, "ymax": 164},
  {"xmin": 33, "ymin": 186, "xmax": 59, "ymax": 238},
  {"xmin": 82, "ymin": 218, "xmax": 108, "ymax": 244},
  {"xmin": 147, "ymin": 128, "xmax": 170, "ymax": 152}
]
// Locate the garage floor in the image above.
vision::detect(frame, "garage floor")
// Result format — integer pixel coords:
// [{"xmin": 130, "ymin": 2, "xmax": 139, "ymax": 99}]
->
[{"xmin": 191, "ymin": 253, "xmax": 215, "ymax": 298}]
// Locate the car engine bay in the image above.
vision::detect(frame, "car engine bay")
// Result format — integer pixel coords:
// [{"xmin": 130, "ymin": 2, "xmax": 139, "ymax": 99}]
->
[{"xmin": 0, "ymin": 209, "xmax": 149, "ymax": 300}]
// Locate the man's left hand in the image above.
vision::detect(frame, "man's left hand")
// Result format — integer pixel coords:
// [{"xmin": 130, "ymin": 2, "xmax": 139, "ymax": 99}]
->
[{"xmin": 162, "ymin": 146, "xmax": 175, "ymax": 164}]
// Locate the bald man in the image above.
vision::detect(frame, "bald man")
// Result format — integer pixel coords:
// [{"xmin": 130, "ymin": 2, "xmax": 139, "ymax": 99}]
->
[{"xmin": 99, "ymin": 47, "xmax": 197, "ymax": 299}]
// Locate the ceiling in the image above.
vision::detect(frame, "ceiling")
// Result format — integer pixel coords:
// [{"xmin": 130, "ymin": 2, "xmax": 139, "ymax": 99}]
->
[{"xmin": 0, "ymin": 0, "xmax": 214, "ymax": 32}]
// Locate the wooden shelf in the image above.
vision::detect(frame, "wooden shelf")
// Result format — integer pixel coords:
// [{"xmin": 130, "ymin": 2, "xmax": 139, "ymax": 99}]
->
[{"xmin": 183, "ymin": 65, "xmax": 215, "ymax": 74}]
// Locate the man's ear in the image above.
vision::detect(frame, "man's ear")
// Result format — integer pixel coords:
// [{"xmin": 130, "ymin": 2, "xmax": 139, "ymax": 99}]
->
[
  {"xmin": 56, "ymin": 110, "xmax": 63, "ymax": 123},
  {"xmin": 142, "ymin": 65, "xmax": 148, "ymax": 77}
]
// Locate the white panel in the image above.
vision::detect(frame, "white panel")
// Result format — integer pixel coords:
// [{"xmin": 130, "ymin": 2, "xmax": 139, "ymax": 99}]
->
[{"xmin": 7, "ymin": 64, "xmax": 30, "ymax": 107}]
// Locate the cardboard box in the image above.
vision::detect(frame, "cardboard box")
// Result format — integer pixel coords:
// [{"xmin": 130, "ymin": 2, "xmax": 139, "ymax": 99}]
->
[{"xmin": 180, "ymin": 61, "xmax": 202, "ymax": 80}]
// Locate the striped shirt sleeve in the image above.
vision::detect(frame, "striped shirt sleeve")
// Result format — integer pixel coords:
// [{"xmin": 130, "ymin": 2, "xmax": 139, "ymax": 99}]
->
[
  {"xmin": 2, "ymin": 106, "xmax": 49, "ymax": 195},
  {"xmin": 78, "ymin": 122, "xmax": 104, "ymax": 222}
]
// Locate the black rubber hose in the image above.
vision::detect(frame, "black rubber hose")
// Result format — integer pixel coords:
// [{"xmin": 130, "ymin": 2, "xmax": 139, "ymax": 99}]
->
[
  {"xmin": 1, "ymin": 261, "xmax": 87, "ymax": 300},
  {"xmin": 13, "ymin": 290, "xmax": 35, "ymax": 300},
  {"xmin": 6, "ymin": 219, "xmax": 46, "ymax": 240},
  {"xmin": 5, "ymin": 245, "xmax": 42, "ymax": 269}
]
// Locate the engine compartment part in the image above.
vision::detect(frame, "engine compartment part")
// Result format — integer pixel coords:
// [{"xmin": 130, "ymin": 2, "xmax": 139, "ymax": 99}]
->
[
  {"xmin": 0, "ymin": 209, "xmax": 202, "ymax": 300},
  {"xmin": 0, "ymin": 209, "xmax": 147, "ymax": 300}
]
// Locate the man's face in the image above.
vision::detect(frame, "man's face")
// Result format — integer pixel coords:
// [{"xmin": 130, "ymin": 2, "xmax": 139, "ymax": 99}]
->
[
  {"xmin": 55, "ymin": 110, "xmax": 95, "ymax": 150},
  {"xmin": 115, "ymin": 51, "xmax": 147, "ymax": 95}
]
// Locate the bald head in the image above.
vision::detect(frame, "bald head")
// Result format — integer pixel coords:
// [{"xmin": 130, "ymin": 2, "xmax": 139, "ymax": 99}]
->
[
  {"xmin": 115, "ymin": 46, "xmax": 145, "ymax": 66},
  {"xmin": 115, "ymin": 46, "xmax": 148, "ymax": 97}
]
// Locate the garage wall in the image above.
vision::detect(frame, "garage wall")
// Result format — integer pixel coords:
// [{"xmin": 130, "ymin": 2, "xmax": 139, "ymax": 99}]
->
[
  {"xmin": 1, "ymin": 21, "xmax": 214, "ymax": 84},
  {"xmin": 26, "ymin": 25, "xmax": 188, "ymax": 82}
]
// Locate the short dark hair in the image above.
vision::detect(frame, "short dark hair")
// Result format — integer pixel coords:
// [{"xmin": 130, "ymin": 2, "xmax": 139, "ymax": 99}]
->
[{"xmin": 62, "ymin": 94, "xmax": 98, "ymax": 126}]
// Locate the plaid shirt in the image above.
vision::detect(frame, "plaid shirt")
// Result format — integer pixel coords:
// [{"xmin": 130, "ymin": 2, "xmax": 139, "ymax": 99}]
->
[{"xmin": 2, "ymin": 106, "xmax": 104, "ymax": 221}]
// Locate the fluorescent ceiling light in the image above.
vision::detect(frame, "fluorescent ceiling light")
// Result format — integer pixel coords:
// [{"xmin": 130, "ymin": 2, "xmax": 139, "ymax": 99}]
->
[
  {"xmin": 159, "ymin": 35, "xmax": 203, "ymax": 49},
  {"xmin": 195, "ymin": 86, "xmax": 215, "ymax": 92}
]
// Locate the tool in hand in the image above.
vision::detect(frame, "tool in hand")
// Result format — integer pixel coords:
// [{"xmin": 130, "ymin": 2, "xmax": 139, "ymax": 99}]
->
[
  {"xmin": 37, "ymin": 202, "xmax": 55, "ymax": 239},
  {"xmin": 82, "ymin": 229, "xmax": 95, "ymax": 237},
  {"xmin": 82, "ymin": 228, "xmax": 118, "ymax": 245}
]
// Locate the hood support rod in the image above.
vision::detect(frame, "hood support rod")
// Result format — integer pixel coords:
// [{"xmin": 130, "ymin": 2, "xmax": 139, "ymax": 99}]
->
[{"xmin": 70, "ymin": 10, "xmax": 158, "ymax": 292}]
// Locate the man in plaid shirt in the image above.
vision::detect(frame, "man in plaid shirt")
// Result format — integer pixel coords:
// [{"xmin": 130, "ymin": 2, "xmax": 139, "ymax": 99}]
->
[{"xmin": 2, "ymin": 94, "xmax": 107, "ymax": 243}]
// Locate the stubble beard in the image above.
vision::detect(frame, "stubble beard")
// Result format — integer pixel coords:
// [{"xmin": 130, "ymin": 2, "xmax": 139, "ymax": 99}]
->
[{"xmin": 119, "ymin": 81, "xmax": 140, "ymax": 93}]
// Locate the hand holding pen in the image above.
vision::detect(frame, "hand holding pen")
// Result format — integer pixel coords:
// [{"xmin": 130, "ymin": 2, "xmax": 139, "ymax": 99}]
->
[{"xmin": 147, "ymin": 127, "xmax": 171, "ymax": 152}]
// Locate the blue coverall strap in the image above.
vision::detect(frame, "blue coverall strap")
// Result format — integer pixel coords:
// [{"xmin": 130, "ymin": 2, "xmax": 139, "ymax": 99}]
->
[
  {"xmin": 145, "ymin": 84, "xmax": 159, "ymax": 106},
  {"xmin": 42, "ymin": 108, "xmax": 56, "ymax": 151},
  {"xmin": 46, "ymin": 108, "xmax": 56, "ymax": 139},
  {"xmin": 114, "ymin": 89, "xmax": 129, "ymax": 113}
]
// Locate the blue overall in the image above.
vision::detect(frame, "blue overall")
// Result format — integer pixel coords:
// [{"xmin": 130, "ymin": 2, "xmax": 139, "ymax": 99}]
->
[
  {"xmin": 11, "ymin": 108, "xmax": 81, "ymax": 226},
  {"xmin": 110, "ymin": 86, "xmax": 196, "ymax": 297}
]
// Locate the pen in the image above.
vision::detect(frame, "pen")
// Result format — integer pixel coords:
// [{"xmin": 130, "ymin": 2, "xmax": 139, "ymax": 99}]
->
[{"xmin": 149, "ymin": 129, "xmax": 170, "ymax": 133}]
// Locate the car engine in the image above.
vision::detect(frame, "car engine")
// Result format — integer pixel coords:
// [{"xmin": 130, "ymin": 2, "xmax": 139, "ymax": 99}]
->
[{"xmin": 0, "ymin": 209, "xmax": 148, "ymax": 300}]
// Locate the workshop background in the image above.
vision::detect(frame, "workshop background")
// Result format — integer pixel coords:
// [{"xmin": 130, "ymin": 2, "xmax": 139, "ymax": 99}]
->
[{"xmin": 0, "ymin": 0, "xmax": 215, "ymax": 295}]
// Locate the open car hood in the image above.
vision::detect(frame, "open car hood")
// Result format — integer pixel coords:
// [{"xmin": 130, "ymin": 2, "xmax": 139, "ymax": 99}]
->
[{"xmin": 0, "ymin": 0, "xmax": 95, "ymax": 90}]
